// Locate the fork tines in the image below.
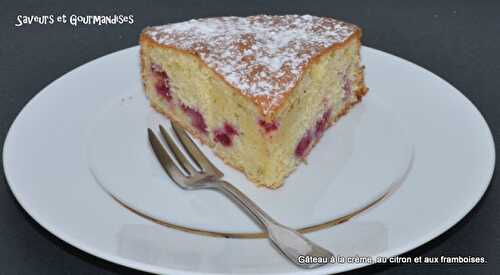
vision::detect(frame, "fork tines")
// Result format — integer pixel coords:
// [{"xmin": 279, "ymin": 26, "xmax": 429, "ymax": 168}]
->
[{"xmin": 148, "ymin": 122, "xmax": 222, "ymax": 186}]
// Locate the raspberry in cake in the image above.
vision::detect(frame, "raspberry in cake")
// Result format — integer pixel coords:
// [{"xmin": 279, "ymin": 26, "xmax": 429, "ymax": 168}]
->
[{"xmin": 140, "ymin": 15, "xmax": 368, "ymax": 188}]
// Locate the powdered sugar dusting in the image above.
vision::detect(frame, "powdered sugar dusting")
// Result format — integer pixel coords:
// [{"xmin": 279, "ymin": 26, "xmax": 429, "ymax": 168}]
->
[{"xmin": 144, "ymin": 15, "xmax": 358, "ymax": 115}]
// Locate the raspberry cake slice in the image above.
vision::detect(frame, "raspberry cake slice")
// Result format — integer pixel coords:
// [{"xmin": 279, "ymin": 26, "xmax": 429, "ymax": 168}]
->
[{"xmin": 140, "ymin": 15, "xmax": 367, "ymax": 188}]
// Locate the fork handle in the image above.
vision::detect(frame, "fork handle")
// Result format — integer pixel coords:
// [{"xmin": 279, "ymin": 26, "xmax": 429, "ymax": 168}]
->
[{"xmin": 212, "ymin": 180, "xmax": 334, "ymax": 268}]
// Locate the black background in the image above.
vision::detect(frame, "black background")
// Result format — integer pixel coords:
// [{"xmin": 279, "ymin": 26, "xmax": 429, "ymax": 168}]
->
[{"xmin": 1, "ymin": 0, "xmax": 499, "ymax": 274}]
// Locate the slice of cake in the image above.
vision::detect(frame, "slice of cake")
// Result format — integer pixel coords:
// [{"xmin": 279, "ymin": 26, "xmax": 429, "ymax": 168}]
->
[{"xmin": 140, "ymin": 15, "xmax": 367, "ymax": 188}]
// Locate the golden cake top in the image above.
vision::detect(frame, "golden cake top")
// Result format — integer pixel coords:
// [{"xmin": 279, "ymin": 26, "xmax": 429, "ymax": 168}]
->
[{"xmin": 143, "ymin": 15, "xmax": 359, "ymax": 115}]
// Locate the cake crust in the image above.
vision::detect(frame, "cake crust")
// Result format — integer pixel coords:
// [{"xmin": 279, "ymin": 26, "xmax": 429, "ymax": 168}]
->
[{"xmin": 140, "ymin": 15, "xmax": 361, "ymax": 118}]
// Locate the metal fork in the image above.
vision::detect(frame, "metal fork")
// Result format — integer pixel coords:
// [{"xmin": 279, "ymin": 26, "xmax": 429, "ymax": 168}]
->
[{"xmin": 148, "ymin": 122, "xmax": 334, "ymax": 268}]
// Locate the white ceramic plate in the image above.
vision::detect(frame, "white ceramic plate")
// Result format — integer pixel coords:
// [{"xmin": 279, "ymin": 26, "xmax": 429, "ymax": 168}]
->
[
  {"xmin": 87, "ymin": 74, "xmax": 412, "ymax": 234},
  {"xmin": 3, "ymin": 46, "xmax": 495, "ymax": 274}
]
